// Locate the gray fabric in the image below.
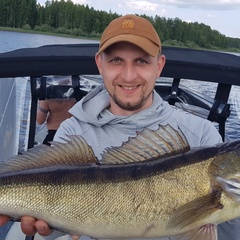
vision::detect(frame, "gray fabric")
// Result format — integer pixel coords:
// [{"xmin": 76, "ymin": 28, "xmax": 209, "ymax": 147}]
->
[
  {"xmin": 55, "ymin": 85, "xmax": 222, "ymax": 160},
  {"xmin": 218, "ymin": 218, "xmax": 240, "ymax": 240}
]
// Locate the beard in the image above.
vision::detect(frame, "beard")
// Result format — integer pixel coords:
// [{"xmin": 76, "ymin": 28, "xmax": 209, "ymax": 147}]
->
[{"xmin": 111, "ymin": 91, "xmax": 152, "ymax": 112}]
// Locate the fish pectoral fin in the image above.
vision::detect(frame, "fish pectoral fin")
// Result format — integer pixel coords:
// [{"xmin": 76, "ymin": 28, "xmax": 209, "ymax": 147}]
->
[
  {"xmin": 216, "ymin": 176, "xmax": 240, "ymax": 203},
  {"xmin": 171, "ymin": 224, "xmax": 217, "ymax": 240},
  {"xmin": 167, "ymin": 190, "xmax": 223, "ymax": 230}
]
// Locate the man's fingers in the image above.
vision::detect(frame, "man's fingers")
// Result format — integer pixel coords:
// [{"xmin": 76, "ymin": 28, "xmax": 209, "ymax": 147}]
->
[
  {"xmin": 71, "ymin": 235, "xmax": 80, "ymax": 240},
  {"xmin": 35, "ymin": 219, "xmax": 52, "ymax": 236},
  {"xmin": 21, "ymin": 216, "xmax": 37, "ymax": 236},
  {"xmin": 0, "ymin": 215, "xmax": 10, "ymax": 226},
  {"xmin": 0, "ymin": 214, "xmax": 75, "ymax": 239}
]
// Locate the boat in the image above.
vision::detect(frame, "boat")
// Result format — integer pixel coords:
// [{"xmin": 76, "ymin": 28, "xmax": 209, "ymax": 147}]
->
[{"xmin": 0, "ymin": 43, "xmax": 239, "ymax": 239}]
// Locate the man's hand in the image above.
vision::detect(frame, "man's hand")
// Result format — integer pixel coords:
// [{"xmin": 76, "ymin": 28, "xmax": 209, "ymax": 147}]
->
[
  {"xmin": 0, "ymin": 215, "xmax": 52, "ymax": 237},
  {"xmin": 71, "ymin": 236, "xmax": 81, "ymax": 240},
  {"xmin": 0, "ymin": 215, "xmax": 10, "ymax": 226},
  {"xmin": 21, "ymin": 216, "xmax": 52, "ymax": 236},
  {"xmin": 0, "ymin": 215, "xmax": 80, "ymax": 239},
  {"xmin": 21, "ymin": 217, "xmax": 80, "ymax": 239}
]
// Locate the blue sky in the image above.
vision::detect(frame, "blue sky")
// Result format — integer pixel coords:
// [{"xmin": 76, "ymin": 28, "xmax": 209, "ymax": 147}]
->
[{"xmin": 37, "ymin": 0, "xmax": 240, "ymax": 38}]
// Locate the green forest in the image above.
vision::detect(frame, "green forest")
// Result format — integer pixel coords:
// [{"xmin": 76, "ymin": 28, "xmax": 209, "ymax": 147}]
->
[{"xmin": 0, "ymin": 0, "xmax": 240, "ymax": 51}]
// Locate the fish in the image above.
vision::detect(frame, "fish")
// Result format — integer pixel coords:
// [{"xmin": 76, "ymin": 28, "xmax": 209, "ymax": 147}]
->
[{"xmin": 0, "ymin": 124, "xmax": 240, "ymax": 240}]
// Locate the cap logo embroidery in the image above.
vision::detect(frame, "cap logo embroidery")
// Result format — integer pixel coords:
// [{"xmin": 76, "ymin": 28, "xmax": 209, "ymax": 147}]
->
[{"xmin": 122, "ymin": 19, "xmax": 134, "ymax": 29}]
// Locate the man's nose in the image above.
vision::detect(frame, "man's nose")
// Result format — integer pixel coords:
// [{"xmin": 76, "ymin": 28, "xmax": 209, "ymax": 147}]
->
[{"xmin": 121, "ymin": 63, "xmax": 137, "ymax": 82}]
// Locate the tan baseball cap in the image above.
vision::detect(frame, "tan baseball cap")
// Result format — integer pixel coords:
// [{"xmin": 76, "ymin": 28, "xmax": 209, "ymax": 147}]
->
[{"xmin": 97, "ymin": 14, "xmax": 161, "ymax": 57}]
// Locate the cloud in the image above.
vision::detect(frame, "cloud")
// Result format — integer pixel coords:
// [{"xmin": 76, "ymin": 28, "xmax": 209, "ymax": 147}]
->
[
  {"xmin": 38, "ymin": 0, "xmax": 240, "ymax": 12},
  {"xmin": 72, "ymin": 0, "xmax": 88, "ymax": 4},
  {"xmin": 126, "ymin": 1, "xmax": 159, "ymax": 12},
  {"xmin": 157, "ymin": 0, "xmax": 240, "ymax": 10}
]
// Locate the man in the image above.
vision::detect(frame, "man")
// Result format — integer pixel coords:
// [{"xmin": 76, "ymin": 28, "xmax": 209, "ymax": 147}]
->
[
  {"xmin": 37, "ymin": 99, "xmax": 76, "ymax": 145},
  {"xmin": 1, "ymin": 14, "xmax": 238, "ymax": 240}
]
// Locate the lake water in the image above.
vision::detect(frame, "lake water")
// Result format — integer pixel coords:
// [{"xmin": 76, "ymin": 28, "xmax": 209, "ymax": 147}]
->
[
  {"xmin": 0, "ymin": 30, "xmax": 240, "ymax": 147},
  {"xmin": 0, "ymin": 30, "xmax": 99, "ymax": 53}
]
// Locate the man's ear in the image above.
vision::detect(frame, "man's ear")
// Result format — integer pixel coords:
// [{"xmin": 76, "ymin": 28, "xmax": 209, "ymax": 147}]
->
[
  {"xmin": 157, "ymin": 54, "xmax": 166, "ymax": 77},
  {"xmin": 95, "ymin": 53, "xmax": 102, "ymax": 75}
]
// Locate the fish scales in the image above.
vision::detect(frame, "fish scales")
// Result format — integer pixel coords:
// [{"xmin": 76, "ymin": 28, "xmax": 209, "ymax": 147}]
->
[
  {"xmin": 0, "ymin": 160, "xmax": 213, "ymax": 237},
  {"xmin": 0, "ymin": 125, "xmax": 240, "ymax": 239}
]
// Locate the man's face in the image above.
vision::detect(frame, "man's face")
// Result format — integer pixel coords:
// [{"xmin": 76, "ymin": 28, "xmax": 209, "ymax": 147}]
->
[{"xmin": 95, "ymin": 42, "xmax": 166, "ymax": 115}]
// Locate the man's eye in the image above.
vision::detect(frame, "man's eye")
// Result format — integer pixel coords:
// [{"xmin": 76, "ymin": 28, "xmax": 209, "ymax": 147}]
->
[
  {"xmin": 110, "ymin": 58, "xmax": 121, "ymax": 63},
  {"xmin": 135, "ymin": 58, "xmax": 147, "ymax": 64}
]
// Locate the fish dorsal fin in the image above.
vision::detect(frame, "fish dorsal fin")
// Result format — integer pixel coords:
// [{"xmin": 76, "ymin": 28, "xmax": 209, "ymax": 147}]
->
[
  {"xmin": 167, "ymin": 189, "xmax": 223, "ymax": 230},
  {"xmin": 101, "ymin": 124, "xmax": 190, "ymax": 164},
  {"xmin": 171, "ymin": 224, "xmax": 218, "ymax": 240},
  {"xmin": 0, "ymin": 135, "xmax": 98, "ymax": 175}
]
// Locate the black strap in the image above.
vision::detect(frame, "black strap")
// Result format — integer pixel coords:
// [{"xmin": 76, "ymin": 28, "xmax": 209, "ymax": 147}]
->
[
  {"xmin": 72, "ymin": 75, "xmax": 82, "ymax": 101},
  {"xmin": 27, "ymin": 77, "xmax": 39, "ymax": 149},
  {"xmin": 207, "ymin": 83, "xmax": 231, "ymax": 141},
  {"xmin": 25, "ymin": 236, "xmax": 34, "ymax": 240},
  {"xmin": 38, "ymin": 76, "xmax": 47, "ymax": 100},
  {"xmin": 168, "ymin": 78, "xmax": 180, "ymax": 105}
]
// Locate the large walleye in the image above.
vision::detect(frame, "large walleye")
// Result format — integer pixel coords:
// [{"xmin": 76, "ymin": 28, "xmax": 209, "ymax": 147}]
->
[{"xmin": 0, "ymin": 124, "xmax": 240, "ymax": 240}]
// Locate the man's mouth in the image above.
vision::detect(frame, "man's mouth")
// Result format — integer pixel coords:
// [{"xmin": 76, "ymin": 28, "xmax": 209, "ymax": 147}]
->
[{"xmin": 120, "ymin": 85, "xmax": 139, "ymax": 90}]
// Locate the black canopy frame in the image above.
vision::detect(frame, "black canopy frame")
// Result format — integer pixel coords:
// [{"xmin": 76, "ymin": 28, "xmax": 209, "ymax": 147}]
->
[{"xmin": 0, "ymin": 44, "xmax": 239, "ymax": 147}]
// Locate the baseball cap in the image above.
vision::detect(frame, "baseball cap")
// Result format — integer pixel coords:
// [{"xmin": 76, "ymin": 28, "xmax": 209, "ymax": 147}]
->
[{"xmin": 97, "ymin": 14, "xmax": 161, "ymax": 57}]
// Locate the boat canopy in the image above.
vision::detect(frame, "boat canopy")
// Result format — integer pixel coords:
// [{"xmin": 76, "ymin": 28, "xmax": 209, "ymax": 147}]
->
[
  {"xmin": 0, "ymin": 44, "xmax": 239, "ymax": 85},
  {"xmin": 0, "ymin": 44, "xmax": 239, "ymax": 147}
]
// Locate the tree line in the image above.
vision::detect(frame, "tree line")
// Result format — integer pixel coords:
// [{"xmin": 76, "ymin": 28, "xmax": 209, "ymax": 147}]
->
[{"xmin": 0, "ymin": 0, "xmax": 239, "ymax": 51}]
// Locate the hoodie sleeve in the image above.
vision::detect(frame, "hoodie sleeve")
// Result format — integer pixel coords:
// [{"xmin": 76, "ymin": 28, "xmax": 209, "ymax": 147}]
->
[
  {"xmin": 200, "ymin": 120, "xmax": 223, "ymax": 145},
  {"xmin": 53, "ymin": 117, "xmax": 83, "ymax": 143},
  {"xmin": 170, "ymin": 108, "xmax": 223, "ymax": 147}
]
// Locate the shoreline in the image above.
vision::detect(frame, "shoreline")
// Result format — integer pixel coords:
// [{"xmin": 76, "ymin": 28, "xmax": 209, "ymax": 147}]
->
[
  {"xmin": 0, "ymin": 27, "xmax": 99, "ymax": 41},
  {"xmin": 1, "ymin": 27, "xmax": 239, "ymax": 53}
]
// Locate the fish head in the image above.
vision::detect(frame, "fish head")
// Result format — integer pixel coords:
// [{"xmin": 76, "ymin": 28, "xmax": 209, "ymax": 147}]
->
[{"xmin": 210, "ymin": 142, "xmax": 240, "ymax": 203}]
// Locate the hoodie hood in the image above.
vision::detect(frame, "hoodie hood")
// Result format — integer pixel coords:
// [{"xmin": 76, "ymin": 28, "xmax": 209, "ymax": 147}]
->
[{"xmin": 69, "ymin": 85, "xmax": 174, "ymax": 131}]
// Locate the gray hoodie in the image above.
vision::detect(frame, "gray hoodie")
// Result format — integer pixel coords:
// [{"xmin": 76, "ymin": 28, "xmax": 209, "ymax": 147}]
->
[{"xmin": 54, "ymin": 85, "xmax": 222, "ymax": 160}]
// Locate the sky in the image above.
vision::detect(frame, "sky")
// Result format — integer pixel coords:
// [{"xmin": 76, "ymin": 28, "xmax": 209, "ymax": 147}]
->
[{"xmin": 37, "ymin": 0, "xmax": 240, "ymax": 39}]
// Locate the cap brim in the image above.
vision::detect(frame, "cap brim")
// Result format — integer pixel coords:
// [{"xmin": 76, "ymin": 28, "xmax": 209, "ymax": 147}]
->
[{"xmin": 97, "ymin": 34, "xmax": 160, "ymax": 57}]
